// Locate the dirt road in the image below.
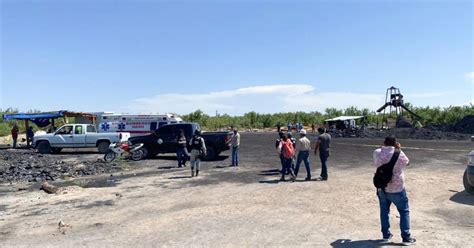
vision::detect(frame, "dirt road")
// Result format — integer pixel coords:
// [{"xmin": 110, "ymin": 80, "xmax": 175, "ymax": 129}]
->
[{"xmin": 0, "ymin": 133, "xmax": 473, "ymax": 247}]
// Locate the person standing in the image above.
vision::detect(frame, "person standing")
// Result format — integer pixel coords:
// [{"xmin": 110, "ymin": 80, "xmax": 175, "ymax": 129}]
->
[
  {"xmin": 11, "ymin": 125, "xmax": 19, "ymax": 148},
  {"xmin": 314, "ymin": 128, "xmax": 331, "ymax": 181},
  {"xmin": 373, "ymin": 136, "xmax": 416, "ymax": 245},
  {"xmin": 276, "ymin": 122, "xmax": 281, "ymax": 132},
  {"xmin": 311, "ymin": 124, "xmax": 315, "ymax": 134},
  {"xmin": 176, "ymin": 129, "xmax": 188, "ymax": 167},
  {"xmin": 287, "ymin": 132, "xmax": 297, "ymax": 171},
  {"xmin": 26, "ymin": 126, "xmax": 34, "ymax": 148},
  {"xmin": 278, "ymin": 133, "xmax": 296, "ymax": 181},
  {"xmin": 230, "ymin": 129, "xmax": 240, "ymax": 167},
  {"xmin": 189, "ymin": 130, "xmax": 206, "ymax": 177},
  {"xmin": 294, "ymin": 129, "xmax": 311, "ymax": 181},
  {"xmin": 287, "ymin": 122, "xmax": 292, "ymax": 133},
  {"xmin": 275, "ymin": 132, "xmax": 285, "ymax": 175}
]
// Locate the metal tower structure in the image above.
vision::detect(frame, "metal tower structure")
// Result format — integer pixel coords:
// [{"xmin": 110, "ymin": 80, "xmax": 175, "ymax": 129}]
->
[{"xmin": 377, "ymin": 86, "xmax": 421, "ymax": 128}]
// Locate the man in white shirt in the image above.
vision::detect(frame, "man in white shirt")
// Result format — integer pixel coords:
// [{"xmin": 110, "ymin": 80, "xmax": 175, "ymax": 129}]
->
[
  {"xmin": 230, "ymin": 129, "xmax": 240, "ymax": 167},
  {"xmin": 294, "ymin": 129, "xmax": 311, "ymax": 180}
]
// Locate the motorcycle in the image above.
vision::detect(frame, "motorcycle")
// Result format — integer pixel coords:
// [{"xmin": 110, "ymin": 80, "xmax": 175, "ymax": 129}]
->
[{"xmin": 104, "ymin": 142, "xmax": 144, "ymax": 162}]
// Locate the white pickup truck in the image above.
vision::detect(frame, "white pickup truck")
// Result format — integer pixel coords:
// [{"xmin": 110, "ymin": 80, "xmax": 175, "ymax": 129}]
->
[{"xmin": 33, "ymin": 124, "xmax": 130, "ymax": 154}]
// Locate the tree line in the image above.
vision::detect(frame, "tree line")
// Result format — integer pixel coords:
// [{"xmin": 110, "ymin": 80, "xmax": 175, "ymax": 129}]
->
[
  {"xmin": 1, "ymin": 104, "xmax": 473, "ymax": 136},
  {"xmin": 181, "ymin": 104, "xmax": 474, "ymax": 130}
]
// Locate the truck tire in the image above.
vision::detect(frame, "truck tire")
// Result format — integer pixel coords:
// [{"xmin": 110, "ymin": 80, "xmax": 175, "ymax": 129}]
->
[
  {"xmin": 37, "ymin": 141, "xmax": 51, "ymax": 154},
  {"xmin": 463, "ymin": 169, "xmax": 474, "ymax": 194},
  {"xmin": 97, "ymin": 141, "xmax": 110, "ymax": 154},
  {"xmin": 203, "ymin": 146, "xmax": 217, "ymax": 161},
  {"xmin": 140, "ymin": 147, "xmax": 149, "ymax": 158}
]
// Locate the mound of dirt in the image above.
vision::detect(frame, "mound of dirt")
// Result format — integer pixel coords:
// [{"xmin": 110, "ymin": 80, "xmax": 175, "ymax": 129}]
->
[
  {"xmin": 0, "ymin": 149, "xmax": 122, "ymax": 184},
  {"xmin": 362, "ymin": 128, "xmax": 470, "ymax": 140},
  {"xmin": 454, "ymin": 115, "xmax": 474, "ymax": 134}
]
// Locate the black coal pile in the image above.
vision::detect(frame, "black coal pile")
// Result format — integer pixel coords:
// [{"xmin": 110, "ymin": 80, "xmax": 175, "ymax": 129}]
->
[
  {"xmin": 396, "ymin": 116, "xmax": 413, "ymax": 128},
  {"xmin": 0, "ymin": 149, "xmax": 122, "ymax": 184},
  {"xmin": 362, "ymin": 128, "xmax": 470, "ymax": 140},
  {"xmin": 454, "ymin": 115, "xmax": 474, "ymax": 134}
]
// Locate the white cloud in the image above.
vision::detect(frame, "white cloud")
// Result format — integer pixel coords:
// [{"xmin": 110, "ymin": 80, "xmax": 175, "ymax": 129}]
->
[
  {"xmin": 467, "ymin": 71, "xmax": 474, "ymax": 82},
  {"xmin": 125, "ymin": 83, "xmax": 473, "ymax": 115},
  {"xmin": 126, "ymin": 84, "xmax": 385, "ymax": 115}
]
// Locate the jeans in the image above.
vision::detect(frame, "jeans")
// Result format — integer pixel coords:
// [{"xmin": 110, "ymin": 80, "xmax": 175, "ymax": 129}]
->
[
  {"xmin": 232, "ymin": 146, "xmax": 239, "ymax": 166},
  {"xmin": 12, "ymin": 138, "xmax": 17, "ymax": 148},
  {"xmin": 377, "ymin": 189, "xmax": 411, "ymax": 239},
  {"xmin": 176, "ymin": 147, "xmax": 188, "ymax": 166},
  {"xmin": 319, "ymin": 151, "xmax": 329, "ymax": 179},
  {"xmin": 295, "ymin": 151, "xmax": 311, "ymax": 179},
  {"xmin": 190, "ymin": 149, "xmax": 201, "ymax": 172},
  {"xmin": 281, "ymin": 157, "xmax": 294, "ymax": 177}
]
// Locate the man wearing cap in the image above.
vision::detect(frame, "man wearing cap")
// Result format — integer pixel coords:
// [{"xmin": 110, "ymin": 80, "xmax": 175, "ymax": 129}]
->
[{"xmin": 294, "ymin": 129, "xmax": 312, "ymax": 181}]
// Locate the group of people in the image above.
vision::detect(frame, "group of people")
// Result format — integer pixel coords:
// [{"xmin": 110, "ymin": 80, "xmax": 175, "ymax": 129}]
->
[
  {"xmin": 276, "ymin": 122, "xmax": 317, "ymax": 134},
  {"xmin": 274, "ymin": 128, "xmax": 416, "ymax": 245},
  {"xmin": 175, "ymin": 128, "xmax": 240, "ymax": 177},
  {"xmin": 8, "ymin": 121, "xmax": 415, "ymax": 244},
  {"xmin": 275, "ymin": 127, "xmax": 331, "ymax": 182},
  {"xmin": 10, "ymin": 125, "xmax": 34, "ymax": 148}
]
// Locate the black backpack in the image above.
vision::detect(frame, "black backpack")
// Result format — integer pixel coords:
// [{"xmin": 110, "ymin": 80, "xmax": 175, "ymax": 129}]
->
[{"xmin": 373, "ymin": 150, "xmax": 400, "ymax": 190}]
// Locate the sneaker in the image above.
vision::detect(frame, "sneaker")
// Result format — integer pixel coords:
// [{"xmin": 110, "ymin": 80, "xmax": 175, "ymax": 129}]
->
[
  {"xmin": 382, "ymin": 233, "xmax": 393, "ymax": 242},
  {"xmin": 402, "ymin": 237, "xmax": 416, "ymax": 246},
  {"xmin": 305, "ymin": 177, "xmax": 311, "ymax": 181},
  {"xmin": 316, "ymin": 177, "xmax": 327, "ymax": 181}
]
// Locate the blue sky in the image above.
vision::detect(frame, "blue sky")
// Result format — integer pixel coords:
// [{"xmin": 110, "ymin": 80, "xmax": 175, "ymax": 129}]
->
[{"xmin": 1, "ymin": 0, "xmax": 473, "ymax": 115}]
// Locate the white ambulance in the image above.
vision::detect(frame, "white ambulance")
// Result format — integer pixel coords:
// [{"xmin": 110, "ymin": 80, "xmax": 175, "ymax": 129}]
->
[{"xmin": 95, "ymin": 113, "xmax": 183, "ymax": 137}]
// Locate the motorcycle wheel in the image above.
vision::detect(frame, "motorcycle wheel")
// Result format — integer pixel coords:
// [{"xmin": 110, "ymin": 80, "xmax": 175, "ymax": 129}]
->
[
  {"xmin": 104, "ymin": 151, "xmax": 117, "ymax": 162},
  {"xmin": 131, "ymin": 150, "xmax": 144, "ymax": 161}
]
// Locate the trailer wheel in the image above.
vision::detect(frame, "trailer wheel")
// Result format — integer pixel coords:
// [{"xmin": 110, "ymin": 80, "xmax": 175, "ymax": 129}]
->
[
  {"xmin": 37, "ymin": 141, "xmax": 51, "ymax": 154},
  {"xmin": 97, "ymin": 141, "xmax": 110, "ymax": 154}
]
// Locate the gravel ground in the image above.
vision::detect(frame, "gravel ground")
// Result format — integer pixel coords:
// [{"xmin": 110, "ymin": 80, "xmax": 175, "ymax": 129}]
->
[{"xmin": 0, "ymin": 132, "xmax": 473, "ymax": 247}]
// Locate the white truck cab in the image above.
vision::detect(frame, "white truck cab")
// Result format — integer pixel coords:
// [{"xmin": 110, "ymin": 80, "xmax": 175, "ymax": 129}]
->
[{"xmin": 33, "ymin": 124, "xmax": 130, "ymax": 154}]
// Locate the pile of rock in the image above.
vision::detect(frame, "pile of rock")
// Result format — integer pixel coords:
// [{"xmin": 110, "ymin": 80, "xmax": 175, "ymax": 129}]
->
[
  {"xmin": 454, "ymin": 115, "xmax": 474, "ymax": 134},
  {"xmin": 362, "ymin": 128, "xmax": 470, "ymax": 140},
  {"xmin": 0, "ymin": 149, "xmax": 121, "ymax": 184}
]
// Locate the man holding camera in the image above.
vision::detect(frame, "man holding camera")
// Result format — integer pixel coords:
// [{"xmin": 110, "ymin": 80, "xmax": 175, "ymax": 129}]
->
[{"xmin": 373, "ymin": 136, "xmax": 416, "ymax": 245}]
